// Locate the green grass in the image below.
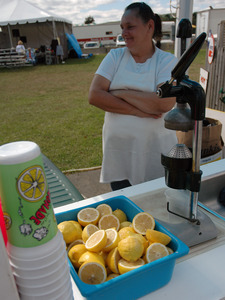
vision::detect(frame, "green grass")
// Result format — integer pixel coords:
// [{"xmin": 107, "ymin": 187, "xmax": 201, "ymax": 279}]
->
[
  {"xmin": 0, "ymin": 48, "xmax": 206, "ymax": 171},
  {"xmin": 189, "ymin": 47, "xmax": 206, "ymax": 82}
]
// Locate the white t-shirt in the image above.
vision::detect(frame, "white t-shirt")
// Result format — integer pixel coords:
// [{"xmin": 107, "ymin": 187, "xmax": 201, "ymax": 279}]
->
[
  {"xmin": 96, "ymin": 47, "xmax": 178, "ymax": 185},
  {"xmin": 16, "ymin": 44, "xmax": 25, "ymax": 54}
]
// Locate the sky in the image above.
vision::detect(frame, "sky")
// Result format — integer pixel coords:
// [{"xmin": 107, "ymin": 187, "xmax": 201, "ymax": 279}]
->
[{"xmin": 27, "ymin": 0, "xmax": 225, "ymax": 25}]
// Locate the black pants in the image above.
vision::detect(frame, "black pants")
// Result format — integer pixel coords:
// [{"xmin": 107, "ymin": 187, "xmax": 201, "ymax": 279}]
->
[{"xmin": 110, "ymin": 180, "xmax": 132, "ymax": 191}]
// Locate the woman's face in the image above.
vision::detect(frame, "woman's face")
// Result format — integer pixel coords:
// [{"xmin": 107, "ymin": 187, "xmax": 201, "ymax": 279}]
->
[{"xmin": 120, "ymin": 9, "xmax": 154, "ymax": 52}]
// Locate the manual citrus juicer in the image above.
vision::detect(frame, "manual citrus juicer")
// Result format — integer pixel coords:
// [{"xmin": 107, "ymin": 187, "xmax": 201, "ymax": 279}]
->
[{"xmin": 156, "ymin": 32, "xmax": 217, "ymax": 247}]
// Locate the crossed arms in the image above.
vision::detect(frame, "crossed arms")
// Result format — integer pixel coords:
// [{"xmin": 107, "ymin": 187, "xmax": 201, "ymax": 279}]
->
[{"xmin": 89, "ymin": 74, "xmax": 176, "ymax": 119}]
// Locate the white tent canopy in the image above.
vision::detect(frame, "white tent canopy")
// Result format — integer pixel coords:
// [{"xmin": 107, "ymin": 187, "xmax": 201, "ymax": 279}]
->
[
  {"xmin": 0, "ymin": 0, "xmax": 72, "ymax": 26},
  {"xmin": 0, "ymin": 0, "xmax": 72, "ymax": 58}
]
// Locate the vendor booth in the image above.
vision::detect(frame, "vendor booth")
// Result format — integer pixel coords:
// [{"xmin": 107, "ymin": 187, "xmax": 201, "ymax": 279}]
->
[{"xmin": 0, "ymin": 0, "xmax": 72, "ymax": 60}]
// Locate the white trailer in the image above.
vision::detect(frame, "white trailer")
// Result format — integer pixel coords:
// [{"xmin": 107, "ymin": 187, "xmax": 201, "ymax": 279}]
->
[
  {"xmin": 73, "ymin": 22, "xmax": 122, "ymax": 46},
  {"xmin": 196, "ymin": 8, "xmax": 225, "ymax": 39},
  {"xmin": 161, "ymin": 21, "xmax": 175, "ymax": 42},
  {"xmin": 73, "ymin": 21, "xmax": 175, "ymax": 46}
]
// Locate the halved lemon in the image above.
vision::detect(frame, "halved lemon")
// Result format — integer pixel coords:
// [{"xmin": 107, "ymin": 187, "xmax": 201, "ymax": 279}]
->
[
  {"xmin": 82, "ymin": 224, "xmax": 99, "ymax": 243},
  {"xmin": 78, "ymin": 262, "xmax": 107, "ymax": 284},
  {"xmin": 77, "ymin": 207, "xmax": 100, "ymax": 227},
  {"xmin": 118, "ymin": 258, "xmax": 145, "ymax": 274},
  {"xmin": 106, "ymin": 247, "xmax": 121, "ymax": 274},
  {"xmin": 96, "ymin": 203, "xmax": 112, "ymax": 217},
  {"xmin": 132, "ymin": 212, "xmax": 155, "ymax": 235},
  {"xmin": 166, "ymin": 246, "xmax": 174, "ymax": 254},
  {"xmin": 106, "ymin": 273, "xmax": 120, "ymax": 281},
  {"xmin": 146, "ymin": 229, "xmax": 171, "ymax": 245},
  {"xmin": 85, "ymin": 229, "xmax": 107, "ymax": 252},
  {"xmin": 17, "ymin": 166, "xmax": 46, "ymax": 202},
  {"xmin": 145, "ymin": 243, "xmax": 169, "ymax": 263},
  {"xmin": 103, "ymin": 228, "xmax": 120, "ymax": 252},
  {"xmin": 98, "ymin": 214, "xmax": 120, "ymax": 231},
  {"xmin": 67, "ymin": 239, "xmax": 84, "ymax": 253},
  {"xmin": 120, "ymin": 221, "xmax": 132, "ymax": 229}
]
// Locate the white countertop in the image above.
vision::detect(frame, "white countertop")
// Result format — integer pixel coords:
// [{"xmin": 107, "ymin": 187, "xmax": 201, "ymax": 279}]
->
[
  {"xmin": 55, "ymin": 159, "xmax": 225, "ymax": 300},
  {"xmin": 1, "ymin": 109, "xmax": 225, "ymax": 299},
  {"xmin": 140, "ymin": 243, "xmax": 225, "ymax": 300},
  {"xmin": 69, "ymin": 244, "xmax": 225, "ymax": 300},
  {"xmin": 2, "ymin": 159, "xmax": 225, "ymax": 300}
]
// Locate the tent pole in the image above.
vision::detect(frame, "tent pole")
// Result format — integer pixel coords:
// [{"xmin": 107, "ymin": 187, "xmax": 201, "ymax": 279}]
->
[
  {"xmin": 7, "ymin": 24, "xmax": 13, "ymax": 48},
  {"xmin": 174, "ymin": 0, "xmax": 193, "ymax": 58},
  {"xmin": 52, "ymin": 20, "xmax": 57, "ymax": 39}
]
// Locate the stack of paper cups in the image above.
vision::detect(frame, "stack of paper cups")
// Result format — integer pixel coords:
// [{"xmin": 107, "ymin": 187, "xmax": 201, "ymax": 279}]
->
[{"xmin": 0, "ymin": 141, "xmax": 73, "ymax": 300}]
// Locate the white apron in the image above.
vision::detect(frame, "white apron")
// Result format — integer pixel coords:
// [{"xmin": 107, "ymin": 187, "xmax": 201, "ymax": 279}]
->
[{"xmin": 100, "ymin": 48, "xmax": 177, "ymax": 185}]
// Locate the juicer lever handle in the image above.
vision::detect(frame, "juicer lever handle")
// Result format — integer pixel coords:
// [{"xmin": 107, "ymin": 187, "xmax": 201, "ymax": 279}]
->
[{"xmin": 171, "ymin": 32, "xmax": 206, "ymax": 82}]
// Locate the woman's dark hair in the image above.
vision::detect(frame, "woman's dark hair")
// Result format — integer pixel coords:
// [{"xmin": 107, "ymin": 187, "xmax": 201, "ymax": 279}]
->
[
  {"xmin": 154, "ymin": 13, "xmax": 162, "ymax": 48},
  {"xmin": 124, "ymin": 2, "xmax": 162, "ymax": 40},
  {"xmin": 124, "ymin": 2, "xmax": 155, "ymax": 24},
  {"xmin": 154, "ymin": 13, "xmax": 162, "ymax": 38}
]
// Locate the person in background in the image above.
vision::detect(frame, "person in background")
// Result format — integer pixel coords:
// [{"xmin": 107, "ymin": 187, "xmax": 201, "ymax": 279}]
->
[
  {"xmin": 26, "ymin": 48, "xmax": 36, "ymax": 65},
  {"xmin": 56, "ymin": 38, "xmax": 64, "ymax": 64},
  {"xmin": 16, "ymin": 40, "xmax": 26, "ymax": 55},
  {"xmin": 56, "ymin": 44, "xmax": 64, "ymax": 63},
  {"xmin": 89, "ymin": 2, "xmax": 178, "ymax": 191}
]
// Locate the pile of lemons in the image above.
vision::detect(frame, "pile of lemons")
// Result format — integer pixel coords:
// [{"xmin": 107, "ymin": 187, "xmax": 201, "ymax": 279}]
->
[{"xmin": 57, "ymin": 203, "xmax": 173, "ymax": 285}]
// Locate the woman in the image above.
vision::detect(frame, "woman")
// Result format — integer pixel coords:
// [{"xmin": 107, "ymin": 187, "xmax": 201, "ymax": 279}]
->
[
  {"xmin": 89, "ymin": 2, "xmax": 177, "ymax": 191},
  {"xmin": 16, "ymin": 40, "xmax": 26, "ymax": 55}
]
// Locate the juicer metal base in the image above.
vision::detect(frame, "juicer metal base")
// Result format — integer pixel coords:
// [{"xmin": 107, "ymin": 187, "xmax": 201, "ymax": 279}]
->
[{"xmin": 156, "ymin": 210, "xmax": 218, "ymax": 247}]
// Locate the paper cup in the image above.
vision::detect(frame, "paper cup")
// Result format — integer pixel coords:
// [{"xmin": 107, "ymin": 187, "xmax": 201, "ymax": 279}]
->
[
  {"xmin": 7, "ymin": 230, "xmax": 64, "ymax": 260},
  {"xmin": 63, "ymin": 286, "xmax": 74, "ymax": 300},
  {"xmin": 8, "ymin": 231, "xmax": 65, "ymax": 268},
  {"xmin": 9, "ymin": 242, "xmax": 64, "ymax": 268},
  {"xmin": 11, "ymin": 250, "xmax": 68, "ymax": 277},
  {"xmin": 19, "ymin": 278, "xmax": 74, "ymax": 300},
  {"xmin": 13, "ymin": 256, "xmax": 70, "ymax": 287},
  {"xmin": 0, "ymin": 141, "xmax": 58, "ymax": 248},
  {"xmin": 10, "ymin": 241, "xmax": 66, "ymax": 269},
  {"xmin": 16, "ymin": 261, "xmax": 70, "ymax": 292},
  {"xmin": 17, "ymin": 267, "xmax": 71, "ymax": 297}
]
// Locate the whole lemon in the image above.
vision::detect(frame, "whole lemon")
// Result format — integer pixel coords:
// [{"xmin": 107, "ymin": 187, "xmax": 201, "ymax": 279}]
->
[
  {"xmin": 118, "ymin": 227, "xmax": 136, "ymax": 240},
  {"xmin": 58, "ymin": 221, "xmax": 82, "ymax": 244},
  {"xmin": 134, "ymin": 233, "xmax": 149, "ymax": 254},
  {"xmin": 113, "ymin": 209, "xmax": 127, "ymax": 223},
  {"xmin": 68, "ymin": 244, "xmax": 87, "ymax": 269},
  {"xmin": 118, "ymin": 236, "xmax": 144, "ymax": 262}
]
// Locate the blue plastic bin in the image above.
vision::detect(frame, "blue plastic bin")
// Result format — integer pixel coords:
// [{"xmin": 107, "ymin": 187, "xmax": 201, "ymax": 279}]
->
[{"xmin": 56, "ymin": 196, "xmax": 189, "ymax": 300}]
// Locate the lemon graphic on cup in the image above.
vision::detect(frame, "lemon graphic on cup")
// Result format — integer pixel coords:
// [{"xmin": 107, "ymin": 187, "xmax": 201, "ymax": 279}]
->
[
  {"xmin": 17, "ymin": 166, "xmax": 46, "ymax": 202},
  {"xmin": 4, "ymin": 212, "xmax": 12, "ymax": 230}
]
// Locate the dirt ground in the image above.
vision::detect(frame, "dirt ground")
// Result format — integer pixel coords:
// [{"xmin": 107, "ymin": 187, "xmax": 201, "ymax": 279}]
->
[{"xmin": 65, "ymin": 168, "xmax": 111, "ymax": 199}]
